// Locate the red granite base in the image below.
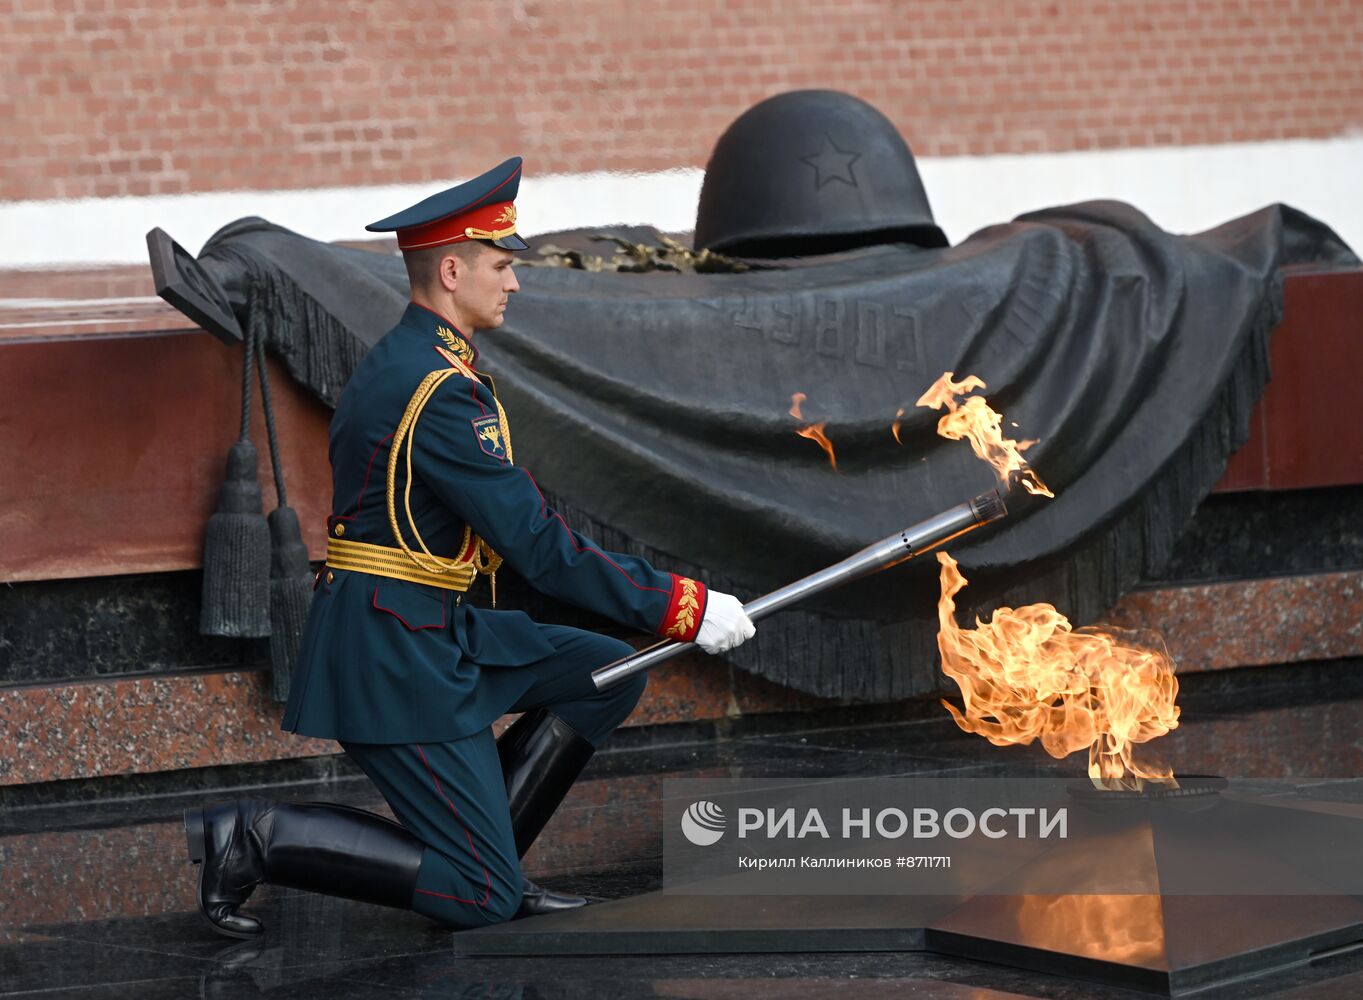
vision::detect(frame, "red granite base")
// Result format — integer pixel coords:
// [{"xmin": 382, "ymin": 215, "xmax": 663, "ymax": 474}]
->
[
  {"xmin": 3, "ymin": 570, "xmax": 1360, "ymax": 788},
  {"xmin": 0, "ymin": 647, "xmax": 826, "ymax": 787},
  {"xmin": 1108, "ymin": 570, "xmax": 1363, "ymax": 672}
]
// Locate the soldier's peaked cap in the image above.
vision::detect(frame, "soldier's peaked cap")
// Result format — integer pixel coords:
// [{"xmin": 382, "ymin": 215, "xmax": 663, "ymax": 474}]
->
[{"xmin": 366, "ymin": 157, "xmax": 528, "ymax": 252}]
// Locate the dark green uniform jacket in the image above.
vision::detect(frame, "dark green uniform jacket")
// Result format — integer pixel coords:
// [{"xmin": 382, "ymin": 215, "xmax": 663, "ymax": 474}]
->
[{"xmin": 282, "ymin": 303, "xmax": 707, "ymax": 744}]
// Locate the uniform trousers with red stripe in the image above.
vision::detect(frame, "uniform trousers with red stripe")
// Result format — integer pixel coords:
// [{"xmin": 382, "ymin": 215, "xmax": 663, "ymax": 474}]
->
[{"xmin": 339, "ymin": 624, "xmax": 645, "ymax": 928}]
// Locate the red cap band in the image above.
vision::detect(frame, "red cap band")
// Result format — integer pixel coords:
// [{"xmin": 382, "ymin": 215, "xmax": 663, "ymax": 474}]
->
[{"xmin": 397, "ymin": 200, "xmax": 519, "ymax": 251}]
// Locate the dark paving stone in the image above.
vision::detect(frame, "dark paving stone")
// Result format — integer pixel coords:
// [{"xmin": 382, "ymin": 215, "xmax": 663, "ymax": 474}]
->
[
  {"xmin": 0, "ymin": 934, "xmax": 215, "ymax": 995},
  {"xmin": 7, "ymin": 684, "xmax": 1363, "ymax": 998},
  {"xmin": 0, "ymin": 767, "xmax": 378, "ymax": 837},
  {"xmin": 1, "ymin": 978, "xmax": 207, "ymax": 999},
  {"xmin": 7, "ymin": 981, "xmax": 419, "ymax": 1000},
  {"xmin": 1290, "ymin": 778, "xmax": 1363, "ymax": 802},
  {"xmin": 0, "ymin": 751, "xmax": 366, "ymax": 817},
  {"xmin": 334, "ymin": 949, "xmax": 1155, "ymax": 999},
  {"xmin": 1198, "ymin": 954, "xmax": 1363, "ymax": 999},
  {"xmin": 1263, "ymin": 969, "xmax": 1363, "ymax": 999},
  {"xmin": 534, "ymin": 860, "xmax": 663, "ymax": 901}
]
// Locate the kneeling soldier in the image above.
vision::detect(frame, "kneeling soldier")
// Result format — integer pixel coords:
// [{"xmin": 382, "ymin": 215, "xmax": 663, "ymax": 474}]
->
[{"xmin": 185, "ymin": 157, "xmax": 755, "ymax": 935}]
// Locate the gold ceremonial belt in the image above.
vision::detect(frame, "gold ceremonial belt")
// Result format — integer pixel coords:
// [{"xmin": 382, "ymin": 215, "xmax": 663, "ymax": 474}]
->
[{"xmin": 325, "ymin": 537, "xmax": 475, "ymax": 592}]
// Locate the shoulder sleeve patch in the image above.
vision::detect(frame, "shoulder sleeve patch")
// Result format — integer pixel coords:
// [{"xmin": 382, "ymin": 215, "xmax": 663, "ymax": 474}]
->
[{"xmin": 471, "ymin": 413, "xmax": 508, "ymax": 461}]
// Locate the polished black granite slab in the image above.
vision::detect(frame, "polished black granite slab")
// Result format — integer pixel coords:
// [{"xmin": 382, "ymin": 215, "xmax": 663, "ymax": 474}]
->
[
  {"xmin": 9, "ymin": 909, "xmax": 1363, "ymax": 999},
  {"xmin": 0, "ymin": 571, "xmax": 268, "ymax": 686},
  {"xmin": 0, "ymin": 748, "xmax": 368, "ymax": 815},
  {"xmin": 0, "ymin": 565, "xmax": 603, "ymax": 688},
  {"xmin": 1146, "ymin": 484, "xmax": 1363, "ymax": 584},
  {"xmin": 6, "ymin": 660, "xmax": 1363, "ymax": 998}
]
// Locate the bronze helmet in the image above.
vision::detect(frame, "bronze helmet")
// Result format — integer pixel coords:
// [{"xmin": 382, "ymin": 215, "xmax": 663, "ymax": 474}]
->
[{"xmin": 694, "ymin": 90, "xmax": 947, "ymax": 257}]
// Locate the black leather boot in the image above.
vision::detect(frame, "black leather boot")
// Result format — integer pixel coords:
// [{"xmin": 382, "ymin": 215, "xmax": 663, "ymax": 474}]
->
[
  {"xmin": 497, "ymin": 709, "xmax": 597, "ymax": 915},
  {"xmin": 519, "ymin": 875, "xmax": 588, "ymax": 917},
  {"xmin": 185, "ymin": 800, "xmax": 424, "ymax": 939},
  {"xmin": 498, "ymin": 709, "xmax": 596, "ymax": 856}
]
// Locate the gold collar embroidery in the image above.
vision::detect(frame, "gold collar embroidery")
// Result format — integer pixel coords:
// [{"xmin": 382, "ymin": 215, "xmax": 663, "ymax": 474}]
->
[{"xmin": 434, "ymin": 324, "xmax": 475, "ymax": 364}]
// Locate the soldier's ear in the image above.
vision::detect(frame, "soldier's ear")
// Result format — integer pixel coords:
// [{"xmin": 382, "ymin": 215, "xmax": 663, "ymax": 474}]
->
[{"xmin": 437, "ymin": 253, "xmax": 460, "ymax": 293}]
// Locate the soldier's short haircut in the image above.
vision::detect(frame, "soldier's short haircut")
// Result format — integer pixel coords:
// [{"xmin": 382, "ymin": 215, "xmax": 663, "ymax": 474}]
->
[{"xmin": 402, "ymin": 241, "xmax": 490, "ymax": 295}]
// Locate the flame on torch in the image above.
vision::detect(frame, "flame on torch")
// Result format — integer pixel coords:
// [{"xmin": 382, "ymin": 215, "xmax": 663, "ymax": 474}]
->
[
  {"xmin": 915, "ymin": 372, "xmax": 1054, "ymax": 497},
  {"xmin": 936, "ymin": 551, "xmax": 1180, "ymax": 791},
  {"xmin": 789, "ymin": 392, "xmax": 838, "ymax": 471}
]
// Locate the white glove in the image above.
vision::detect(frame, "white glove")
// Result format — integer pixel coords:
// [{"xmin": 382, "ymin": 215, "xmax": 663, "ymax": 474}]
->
[{"xmin": 695, "ymin": 591, "xmax": 755, "ymax": 655}]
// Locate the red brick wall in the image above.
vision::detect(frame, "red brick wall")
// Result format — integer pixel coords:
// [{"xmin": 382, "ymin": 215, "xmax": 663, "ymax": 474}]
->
[{"xmin": 4, "ymin": 0, "xmax": 1361, "ymax": 202}]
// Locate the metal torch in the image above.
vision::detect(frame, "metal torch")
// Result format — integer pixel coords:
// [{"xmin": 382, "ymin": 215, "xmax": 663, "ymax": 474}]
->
[{"xmin": 591, "ymin": 488, "xmax": 1009, "ymax": 690}]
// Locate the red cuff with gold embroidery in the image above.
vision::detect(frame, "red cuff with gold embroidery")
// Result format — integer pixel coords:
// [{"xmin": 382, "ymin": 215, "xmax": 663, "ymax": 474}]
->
[{"xmin": 659, "ymin": 574, "xmax": 707, "ymax": 642}]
